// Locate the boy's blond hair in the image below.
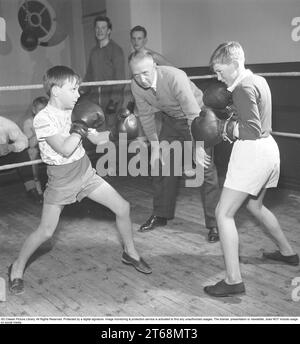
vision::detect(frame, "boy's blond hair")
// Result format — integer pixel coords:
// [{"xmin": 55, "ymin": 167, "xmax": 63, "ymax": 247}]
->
[{"xmin": 209, "ymin": 41, "xmax": 245, "ymax": 70}]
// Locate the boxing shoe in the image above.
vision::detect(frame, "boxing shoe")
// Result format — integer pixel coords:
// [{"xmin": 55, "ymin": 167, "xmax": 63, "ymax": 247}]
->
[
  {"xmin": 8, "ymin": 264, "xmax": 24, "ymax": 295},
  {"xmin": 138, "ymin": 215, "xmax": 167, "ymax": 232},
  {"xmin": 121, "ymin": 252, "xmax": 152, "ymax": 274},
  {"xmin": 204, "ymin": 279, "xmax": 245, "ymax": 297},
  {"xmin": 263, "ymin": 250, "xmax": 299, "ymax": 266},
  {"xmin": 208, "ymin": 227, "xmax": 219, "ymax": 243}
]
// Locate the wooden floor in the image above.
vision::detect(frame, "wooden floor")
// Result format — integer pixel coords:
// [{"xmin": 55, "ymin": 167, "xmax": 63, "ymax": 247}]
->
[{"xmin": 0, "ymin": 174, "xmax": 300, "ymax": 318}]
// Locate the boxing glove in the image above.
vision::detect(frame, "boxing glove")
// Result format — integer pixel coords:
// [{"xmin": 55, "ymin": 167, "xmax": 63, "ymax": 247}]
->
[
  {"xmin": 203, "ymin": 81, "xmax": 232, "ymax": 110},
  {"xmin": 70, "ymin": 98, "xmax": 105, "ymax": 138},
  {"xmin": 191, "ymin": 107, "xmax": 237, "ymax": 147},
  {"xmin": 110, "ymin": 108, "xmax": 139, "ymax": 142},
  {"xmin": 213, "ymin": 105, "xmax": 238, "ymax": 121},
  {"xmin": 69, "ymin": 121, "xmax": 89, "ymax": 138},
  {"xmin": 126, "ymin": 100, "xmax": 135, "ymax": 113}
]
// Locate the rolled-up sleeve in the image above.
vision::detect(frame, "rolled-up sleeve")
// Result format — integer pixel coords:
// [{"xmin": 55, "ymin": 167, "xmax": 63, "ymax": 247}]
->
[{"xmin": 34, "ymin": 115, "xmax": 57, "ymax": 141}]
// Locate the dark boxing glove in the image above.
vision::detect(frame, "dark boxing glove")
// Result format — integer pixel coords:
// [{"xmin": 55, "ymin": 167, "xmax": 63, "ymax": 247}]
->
[
  {"xmin": 191, "ymin": 107, "xmax": 237, "ymax": 147},
  {"xmin": 70, "ymin": 121, "xmax": 89, "ymax": 138},
  {"xmin": 109, "ymin": 108, "xmax": 139, "ymax": 142},
  {"xmin": 126, "ymin": 100, "xmax": 135, "ymax": 113},
  {"xmin": 203, "ymin": 81, "xmax": 232, "ymax": 110},
  {"xmin": 70, "ymin": 98, "xmax": 105, "ymax": 138},
  {"xmin": 213, "ymin": 104, "xmax": 238, "ymax": 121}
]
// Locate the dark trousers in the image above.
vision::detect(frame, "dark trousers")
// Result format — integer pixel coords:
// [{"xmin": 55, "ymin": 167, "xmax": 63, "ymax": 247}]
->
[
  {"xmin": 0, "ymin": 150, "xmax": 35, "ymax": 185},
  {"xmin": 152, "ymin": 115, "xmax": 219, "ymax": 228}
]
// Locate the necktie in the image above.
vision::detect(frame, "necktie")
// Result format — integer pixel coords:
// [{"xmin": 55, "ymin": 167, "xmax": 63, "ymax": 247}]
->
[{"xmin": 150, "ymin": 87, "xmax": 156, "ymax": 97}]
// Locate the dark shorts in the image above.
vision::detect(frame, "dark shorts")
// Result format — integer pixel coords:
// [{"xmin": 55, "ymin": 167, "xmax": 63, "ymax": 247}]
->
[{"xmin": 44, "ymin": 154, "xmax": 105, "ymax": 205}]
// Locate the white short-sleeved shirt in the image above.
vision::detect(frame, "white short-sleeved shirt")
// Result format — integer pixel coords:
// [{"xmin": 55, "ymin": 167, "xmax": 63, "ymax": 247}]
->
[{"xmin": 33, "ymin": 104, "xmax": 85, "ymax": 165}]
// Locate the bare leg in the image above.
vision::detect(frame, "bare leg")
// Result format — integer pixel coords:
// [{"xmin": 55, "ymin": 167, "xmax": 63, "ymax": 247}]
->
[
  {"xmin": 246, "ymin": 189, "xmax": 295, "ymax": 255},
  {"xmin": 11, "ymin": 203, "xmax": 63, "ymax": 279},
  {"xmin": 216, "ymin": 187, "xmax": 249, "ymax": 284},
  {"xmin": 28, "ymin": 148, "xmax": 43, "ymax": 194},
  {"xmin": 88, "ymin": 181, "xmax": 140, "ymax": 260},
  {"xmin": 32, "ymin": 165, "xmax": 43, "ymax": 194}
]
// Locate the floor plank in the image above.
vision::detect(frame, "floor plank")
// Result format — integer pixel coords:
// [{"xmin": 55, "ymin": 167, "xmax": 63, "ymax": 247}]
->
[{"xmin": 0, "ymin": 176, "xmax": 300, "ymax": 318}]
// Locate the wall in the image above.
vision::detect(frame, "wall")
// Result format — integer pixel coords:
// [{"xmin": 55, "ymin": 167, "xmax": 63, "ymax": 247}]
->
[
  {"xmin": 1, "ymin": 0, "xmax": 299, "ymax": 122},
  {"xmin": 129, "ymin": 0, "xmax": 162, "ymax": 55},
  {"xmin": 160, "ymin": 0, "xmax": 300, "ymax": 67},
  {"xmin": 106, "ymin": 0, "xmax": 164, "ymax": 77},
  {"xmin": 81, "ymin": 0, "xmax": 106, "ymax": 71},
  {"xmin": 106, "ymin": 0, "xmax": 132, "ymax": 77},
  {"xmin": 105, "ymin": 0, "xmax": 300, "ymax": 69},
  {"xmin": 0, "ymin": 0, "xmax": 83, "ymax": 125}
]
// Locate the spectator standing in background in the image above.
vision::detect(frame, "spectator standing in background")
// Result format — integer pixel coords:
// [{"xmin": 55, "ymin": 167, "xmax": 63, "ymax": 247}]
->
[{"xmin": 83, "ymin": 16, "xmax": 125, "ymax": 130}]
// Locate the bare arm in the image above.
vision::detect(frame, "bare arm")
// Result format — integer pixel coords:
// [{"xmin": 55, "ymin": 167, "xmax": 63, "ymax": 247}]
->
[
  {"xmin": 0, "ymin": 116, "xmax": 28, "ymax": 153},
  {"xmin": 45, "ymin": 132, "xmax": 82, "ymax": 158},
  {"xmin": 23, "ymin": 118, "xmax": 38, "ymax": 148}
]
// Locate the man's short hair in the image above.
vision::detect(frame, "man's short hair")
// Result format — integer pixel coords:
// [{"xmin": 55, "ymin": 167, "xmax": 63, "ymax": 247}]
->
[
  {"xmin": 130, "ymin": 25, "xmax": 147, "ymax": 38},
  {"xmin": 94, "ymin": 15, "xmax": 112, "ymax": 30},
  {"xmin": 128, "ymin": 50, "xmax": 154, "ymax": 64},
  {"xmin": 209, "ymin": 41, "xmax": 245, "ymax": 69},
  {"xmin": 43, "ymin": 65, "xmax": 81, "ymax": 97}
]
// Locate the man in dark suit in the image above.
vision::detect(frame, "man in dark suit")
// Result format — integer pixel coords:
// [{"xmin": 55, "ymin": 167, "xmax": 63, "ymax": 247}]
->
[{"xmin": 129, "ymin": 51, "xmax": 220, "ymax": 243}]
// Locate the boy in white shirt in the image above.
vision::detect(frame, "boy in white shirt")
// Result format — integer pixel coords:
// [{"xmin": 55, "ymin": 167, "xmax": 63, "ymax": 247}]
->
[{"xmin": 8, "ymin": 65, "xmax": 151, "ymax": 295}]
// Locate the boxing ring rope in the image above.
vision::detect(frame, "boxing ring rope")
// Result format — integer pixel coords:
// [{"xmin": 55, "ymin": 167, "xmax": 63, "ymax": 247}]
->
[
  {"xmin": 1, "ymin": 71, "xmax": 300, "ymax": 171},
  {"xmin": 1, "ymin": 72, "xmax": 300, "ymax": 91},
  {"xmin": 0, "ymin": 159, "xmax": 42, "ymax": 171}
]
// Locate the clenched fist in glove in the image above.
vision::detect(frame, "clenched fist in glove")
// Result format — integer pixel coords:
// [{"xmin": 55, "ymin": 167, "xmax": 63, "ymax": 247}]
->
[
  {"xmin": 203, "ymin": 81, "xmax": 232, "ymax": 110},
  {"xmin": 0, "ymin": 116, "xmax": 28, "ymax": 156},
  {"xmin": 109, "ymin": 107, "xmax": 139, "ymax": 142},
  {"xmin": 70, "ymin": 98, "xmax": 105, "ymax": 138},
  {"xmin": 191, "ymin": 107, "xmax": 238, "ymax": 147}
]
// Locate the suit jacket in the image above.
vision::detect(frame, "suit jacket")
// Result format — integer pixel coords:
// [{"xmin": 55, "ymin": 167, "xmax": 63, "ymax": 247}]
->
[{"xmin": 131, "ymin": 66, "xmax": 203, "ymax": 141}]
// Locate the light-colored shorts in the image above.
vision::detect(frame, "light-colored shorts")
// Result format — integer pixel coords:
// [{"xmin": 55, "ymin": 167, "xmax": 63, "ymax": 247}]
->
[
  {"xmin": 224, "ymin": 135, "xmax": 280, "ymax": 196},
  {"xmin": 44, "ymin": 154, "xmax": 105, "ymax": 205}
]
